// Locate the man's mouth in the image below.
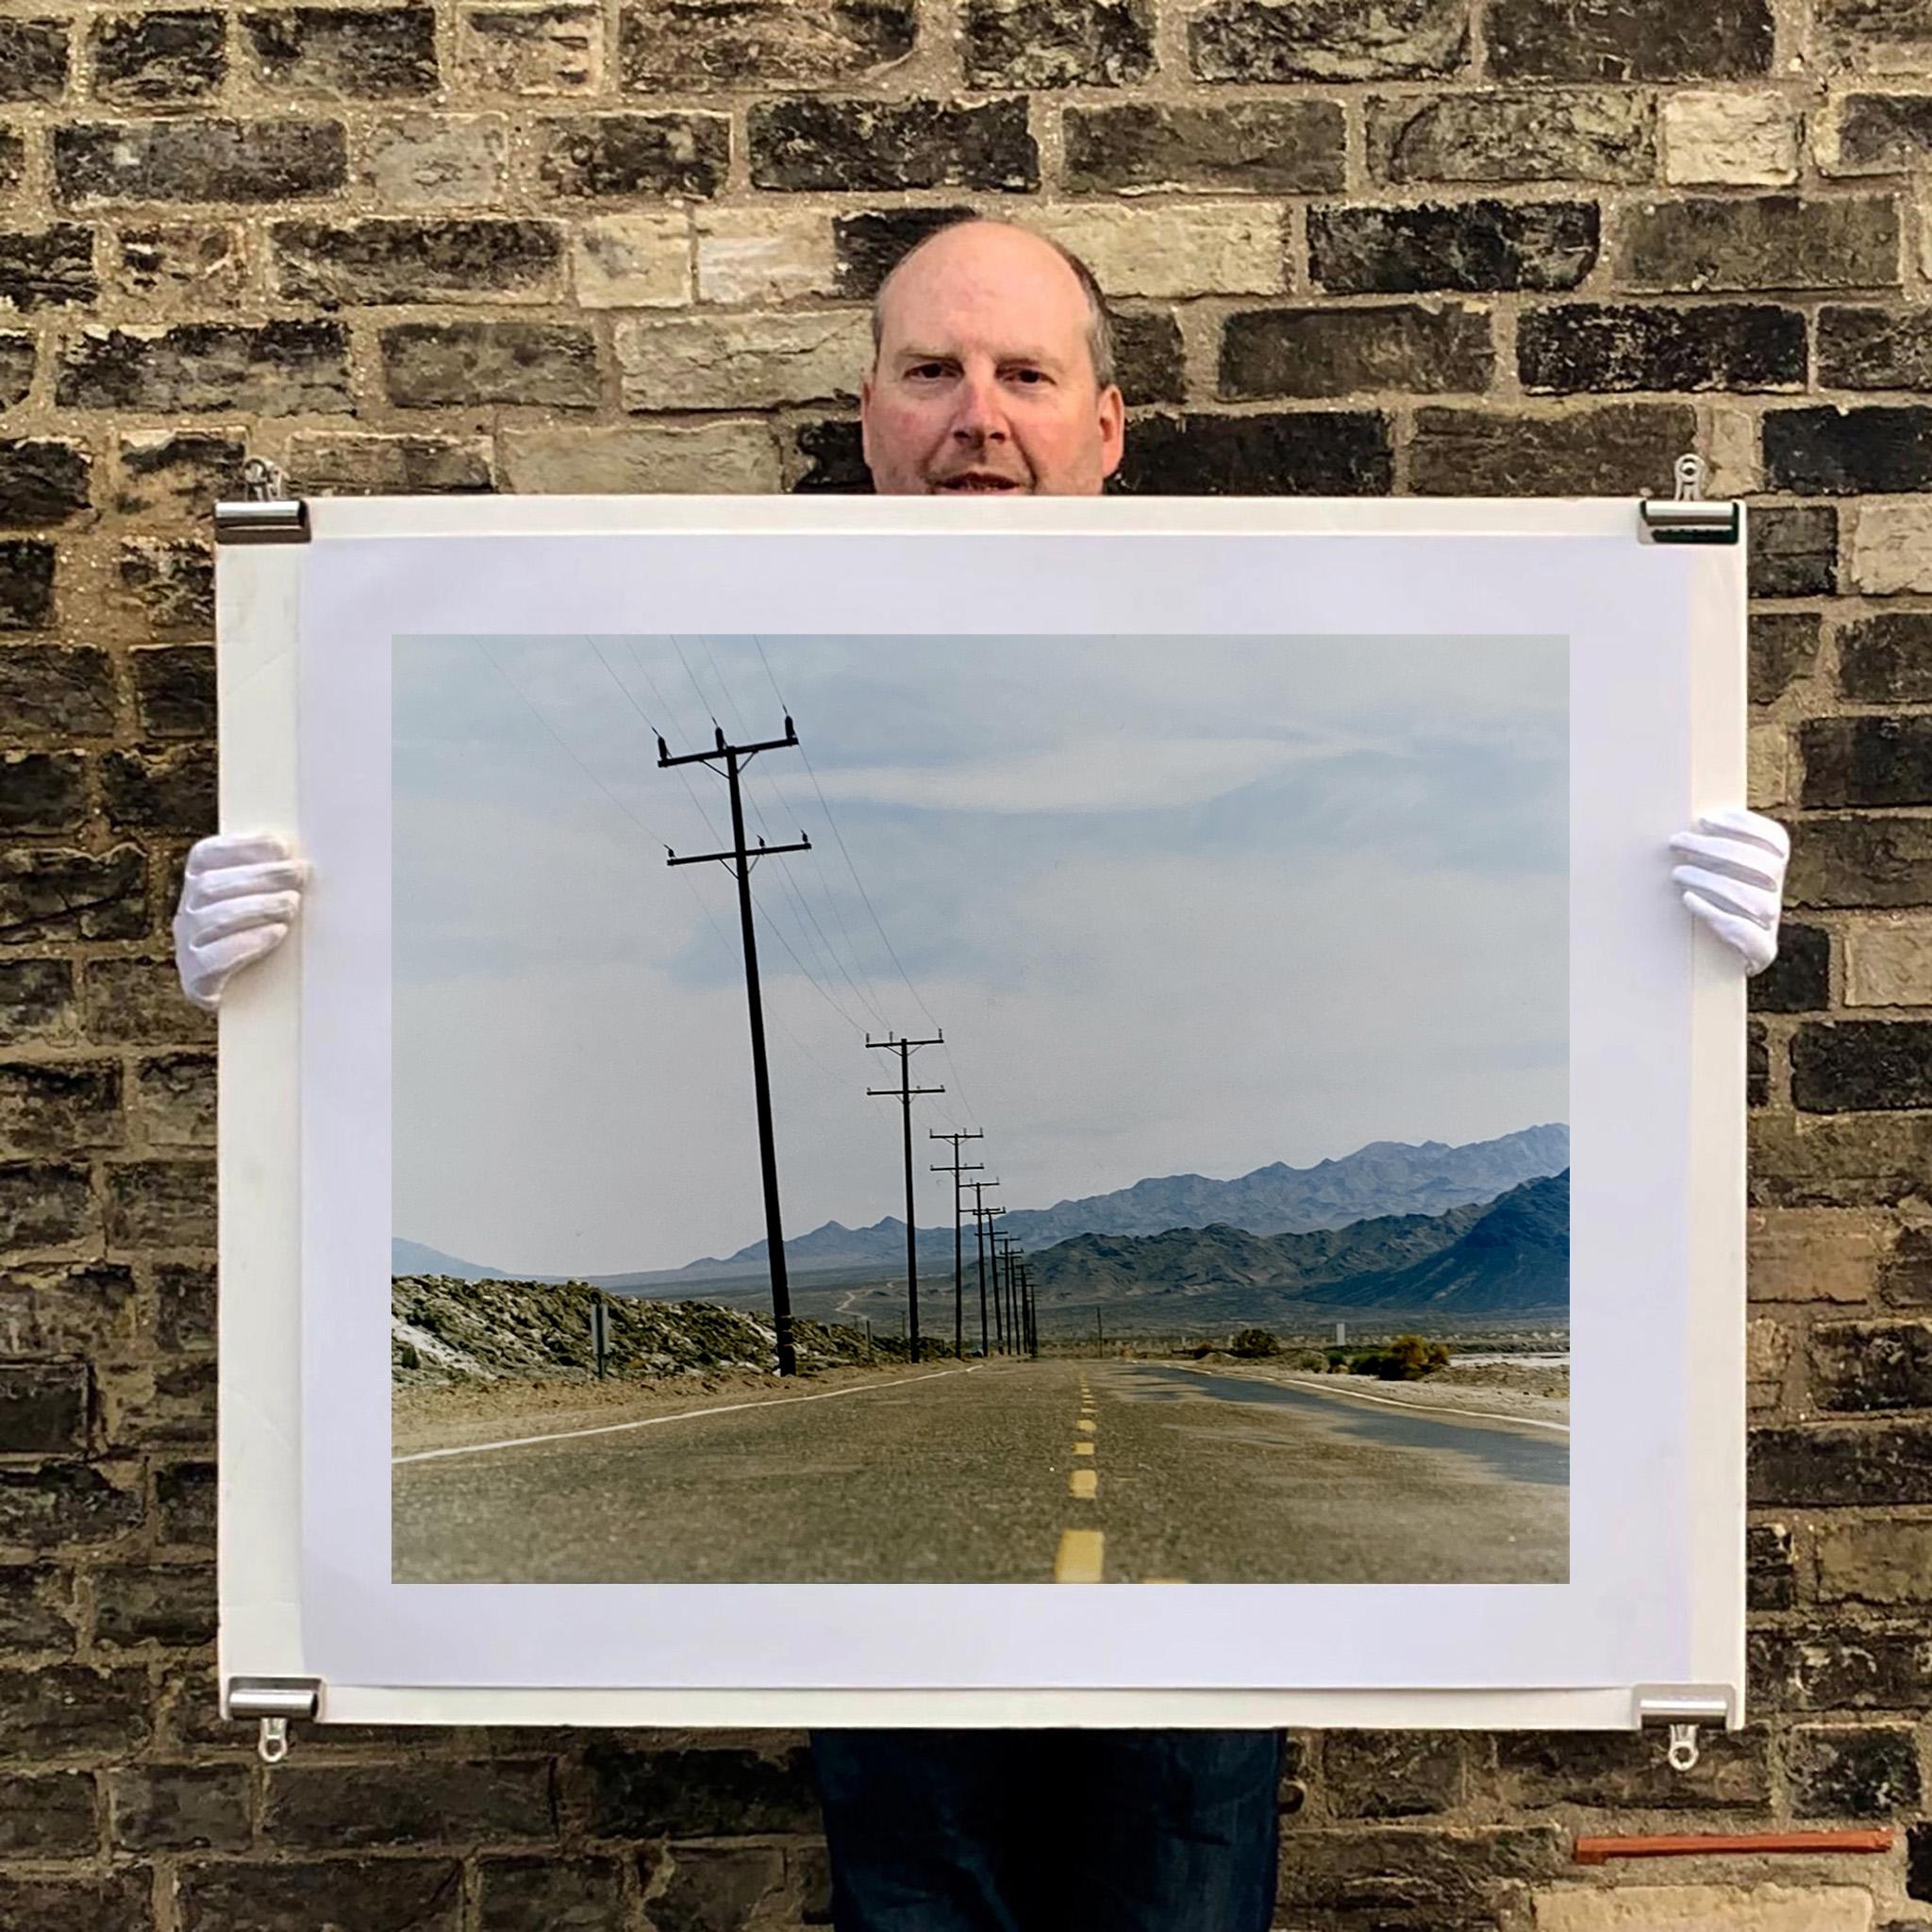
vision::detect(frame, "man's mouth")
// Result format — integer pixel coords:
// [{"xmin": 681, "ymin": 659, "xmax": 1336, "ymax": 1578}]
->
[{"xmin": 931, "ymin": 473, "xmax": 1027, "ymax": 492}]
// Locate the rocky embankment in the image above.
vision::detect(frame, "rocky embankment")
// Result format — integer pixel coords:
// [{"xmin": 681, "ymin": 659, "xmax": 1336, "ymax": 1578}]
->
[{"xmin": 391, "ymin": 1274, "xmax": 909, "ymax": 1387}]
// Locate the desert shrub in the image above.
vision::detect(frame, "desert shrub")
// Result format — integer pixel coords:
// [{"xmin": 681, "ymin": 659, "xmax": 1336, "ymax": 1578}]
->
[{"xmin": 1229, "ymin": 1327, "xmax": 1280, "ymax": 1358}]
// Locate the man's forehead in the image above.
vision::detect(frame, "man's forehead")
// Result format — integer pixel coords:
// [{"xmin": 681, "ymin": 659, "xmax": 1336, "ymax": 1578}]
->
[{"xmin": 877, "ymin": 228, "xmax": 1090, "ymax": 350}]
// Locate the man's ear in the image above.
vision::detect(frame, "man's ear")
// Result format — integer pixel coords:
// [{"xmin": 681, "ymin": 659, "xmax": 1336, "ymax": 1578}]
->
[
  {"xmin": 1098, "ymin": 383, "xmax": 1125, "ymax": 479},
  {"xmin": 858, "ymin": 373, "xmax": 874, "ymax": 472}
]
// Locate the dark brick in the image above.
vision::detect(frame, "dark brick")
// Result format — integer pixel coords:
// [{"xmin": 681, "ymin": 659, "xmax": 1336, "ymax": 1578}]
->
[
  {"xmin": 0, "ymin": 1465, "xmax": 142, "ymax": 1549},
  {"xmin": 618, "ymin": 0, "xmax": 915, "ymax": 91},
  {"xmin": 1821, "ymin": 307, "xmax": 1932, "ymax": 391},
  {"xmin": 831, "ymin": 206, "xmax": 975, "ymax": 299},
  {"xmin": 1749, "ymin": 504, "xmax": 1837, "ymax": 598},
  {"xmin": 1818, "ymin": 0, "xmax": 1932, "ymax": 64},
  {"xmin": 156, "ymin": 1261, "xmax": 215, "ymax": 1351},
  {"xmin": 117, "ymin": 540, "xmax": 215, "ymax": 639},
  {"xmin": 0, "ymin": 1364, "xmax": 88, "ymax": 1457},
  {"xmin": 0, "ymin": 752, "xmax": 84, "ymax": 833},
  {"xmin": 58, "ymin": 321, "xmax": 352, "ymax": 415},
  {"xmin": 1841, "ymin": 612, "xmax": 1932, "ymax": 703},
  {"xmin": 1190, "ymin": 0, "xmax": 1467, "ymax": 79},
  {"xmin": 1620, "ymin": 196, "xmax": 1901, "ymax": 293},
  {"xmin": 649, "ymin": 1844, "xmax": 785, "ymax": 1932},
  {"xmin": 0, "ymin": 226, "xmax": 99, "ymax": 312},
  {"xmin": 102, "ymin": 747, "xmax": 216, "ymax": 836},
  {"xmin": 0, "ymin": 1061, "xmax": 118, "ymax": 1153},
  {"xmin": 1272, "ymin": 1824, "xmax": 1564, "ymax": 1918},
  {"xmin": 0, "ymin": 441, "xmax": 85, "ymax": 532},
  {"xmin": 1222, "ymin": 303, "xmax": 1491, "ymax": 398},
  {"xmin": 109, "ymin": 1764, "xmax": 248, "ymax": 1850},
  {"xmin": 534, "ymin": 112, "xmax": 728, "ymax": 198},
  {"xmin": 1812, "ymin": 1320, "xmax": 1932, "ymax": 1412},
  {"xmin": 1794, "ymin": 1021, "xmax": 1932, "ymax": 1110},
  {"xmin": 54, "ymin": 117, "xmax": 349, "ymax": 205},
  {"xmin": 1751, "ymin": 1109, "xmax": 1932, "ymax": 1208},
  {"xmin": 132, "ymin": 1052, "xmax": 214, "ymax": 1148},
  {"xmin": 792, "ymin": 418, "xmax": 870, "ymax": 493},
  {"xmin": 1747, "ymin": 1520, "xmax": 1795, "ymax": 1609},
  {"xmin": 0, "ymin": 1873, "xmax": 147, "ymax": 1932},
  {"xmin": 0, "ymin": 878, "xmax": 114, "ymax": 993},
  {"xmin": 91, "ymin": 10, "xmax": 225, "ymax": 103},
  {"xmin": 1753, "ymin": 1626, "xmax": 1932, "ymax": 1710},
  {"xmin": 1065, "ymin": 100, "xmax": 1343, "ymax": 192},
  {"xmin": 116, "ymin": 433, "xmax": 249, "ymax": 524},
  {"xmin": 1750, "ymin": 610, "xmax": 1820, "ymax": 706},
  {"xmin": 0, "ymin": 649, "xmax": 112, "ymax": 740},
  {"xmin": 1803, "ymin": 717, "xmax": 1932, "ymax": 808},
  {"xmin": 0, "ymin": 1564, "xmax": 75, "ymax": 1647},
  {"xmin": 1881, "ymin": 1227, "xmax": 1932, "ymax": 1309},
  {"xmin": 0, "ymin": 136, "xmax": 20, "ymax": 200},
  {"xmin": 1310, "ymin": 199, "xmax": 1597, "ymax": 293},
  {"xmin": 1752, "ymin": 1418, "xmax": 1932, "ymax": 1504},
  {"xmin": 0, "ymin": 958, "xmax": 74, "ymax": 1044},
  {"xmin": 586, "ymin": 1740, "xmax": 818, "ymax": 1837},
  {"xmin": 1916, "ymin": 1820, "xmax": 1932, "ymax": 1902},
  {"xmin": 0, "ymin": 541, "xmax": 54, "ymax": 629},
  {"xmin": 0, "ymin": 1772, "xmax": 96, "ymax": 1854},
  {"xmin": 1488, "ymin": 0, "xmax": 1772, "ymax": 77},
  {"xmin": 1493, "ymin": 1728, "xmax": 1770, "ymax": 1807},
  {"xmin": 1113, "ymin": 410, "xmax": 1393, "ymax": 495},
  {"xmin": 155, "ymin": 1458, "xmax": 215, "ymax": 1545},
  {"xmin": 0, "ymin": 335, "xmax": 30, "ymax": 411},
  {"xmin": 105, "ymin": 1159, "xmax": 213, "ymax": 1249},
  {"xmin": 100, "ymin": 1357, "xmax": 214, "ymax": 1449},
  {"xmin": 273, "ymin": 216, "xmax": 563, "ymax": 304},
  {"xmin": 1519, "ymin": 301, "xmax": 1804, "ymax": 392},
  {"xmin": 1829, "ymin": 92, "xmax": 1932, "ymax": 173},
  {"xmin": 92, "ymin": 1563, "xmax": 215, "ymax": 1647},
  {"xmin": 1112, "ymin": 309, "xmax": 1183, "ymax": 406},
  {"xmin": 242, "ymin": 5, "xmax": 438, "ymax": 95},
  {"xmin": 1788, "ymin": 1725, "xmax": 1922, "ymax": 1816},
  {"xmin": 1409, "ymin": 401, "xmax": 1696, "ymax": 494},
  {"xmin": 131, "ymin": 646, "xmax": 215, "ymax": 740},
  {"xmin": 0, "ymin": 1161, "xmax": 96, "ymax": 1249},
  {"xmin": 477, "ymin": 1855, "xmax": 628, "ymax": 1932},
  {"xmin": 0, "ymin": 1264, "xmax": 139, "ymax": 1356},
  {"xmin": 283, "ymin": 432, "xmax": 494, "ymax": 495},
  {"xmin": 1749, "ymin": 1018, "xmax": 1768, "ymax": 1108},
  {"xmin": 750, "ymin": 97, "xmax": 1037, "ymax": 192},
  {"xmin": 381, "ymin": 321, "xmax": 600, "ymax": 408},
  {"xmin": 1790, "ymin": 816, "xmax": 1932, "ymax": 908},
  {"xmin": 962, "ymin": 0, "xmax": 1153, "ymax": 86},
  {"xmin": 176, "ymin": 1858, "xmax": 464, "ymax": 1932},
  {"xmin": 1368, "ymin": 87, "xmax": 1652, "ymax": 183},
  {"xmin": 112, "ymin": 224, "xmax": 248, "ymax": 304},
  {"xmin": 1767, "ymin": 405, "xmax": 1932, "ymax": 494},
  {"xmin": 1324, "ymin": 1732, "xmax": 1463, "ymax": 1816},
  {"xmin": 81, "ymin": 958, "xmax": 212, "ymax": 1046},
  {"xmin": 1749, "ymin": 924, "xmax": 1828, "ymax": 1015},
  {"xmin": 265, "ymin": 1760, "xmax": 558, "ymax": 1848},
  {"xmin": 0, "ymin": 21, "xmax": 71, "ymax": 102}
]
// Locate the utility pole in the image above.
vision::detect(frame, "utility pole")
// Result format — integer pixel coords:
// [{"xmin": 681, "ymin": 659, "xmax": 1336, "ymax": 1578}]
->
[
  {"xmin": 929, "ymin": 1129, "xmax": 982, "ymax": 1362},
  {"xmin": 866, "ymin": 1033, "xmax": 943, "ymax": 1364},
  {"xmin": 967, "ymin": 1180, "xmax": 1003, "ymax": 1358},
  {"xmin": 1021, "ymin": 1260, "xmax": 1037, "ymax": 1357},
  {"xmin": 1094, "ymin": 1306, "xmax": 1104, "ymax": 1357},
  {"xmin": 659, "ymin": 718, "xmax": 810, "ymax": 1376},
  {"xmin": 992, "ymin": 1231, "xmax": 1019, "ymax": 1360}
]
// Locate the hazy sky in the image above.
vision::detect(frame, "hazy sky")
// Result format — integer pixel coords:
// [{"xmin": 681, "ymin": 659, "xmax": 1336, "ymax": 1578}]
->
[{"xmin": 393, "ymin": 633, "xmax": 1568, "ymax": 1275}]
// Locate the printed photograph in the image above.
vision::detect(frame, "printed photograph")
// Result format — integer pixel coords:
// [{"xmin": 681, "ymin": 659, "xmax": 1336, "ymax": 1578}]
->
[{"xmin": 390, "ymin": 633, "xmax": 1570, "ymax": 1586}]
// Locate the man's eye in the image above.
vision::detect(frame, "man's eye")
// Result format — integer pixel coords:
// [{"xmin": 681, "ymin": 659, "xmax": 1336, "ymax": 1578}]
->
[
  {"xmin": 909, "ymin": 364, "xmax": 947, "ymax": 379},
  {"xmin": 1009, "ymin": 369, "xmax": 1047, "ymax": 384}
]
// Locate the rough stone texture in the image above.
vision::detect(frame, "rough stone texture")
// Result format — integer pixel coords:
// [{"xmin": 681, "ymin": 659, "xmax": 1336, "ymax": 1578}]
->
[
  {"xmin": 1309, "ymin": 199, "xmax": 1598, "ymax": 293},
  {"xmin": 0, "ymin": 21, "xmax": 71, "ymax": 103},
  {"xmin": 1817, "ymin": 92, "xmax": 1932, "ymax": 173},
  {"xmin": 0, "ymin": 229, "xmax": 100, "ymax": 313},
  {"xmin": 91, "ymin": 12, "xmax": 227, "ymax": 106},
  {"xmin": 1487, "ymin": 0, "xmax": 1774, "ymax": 77},
  {"xmin": 1113, "ymin": 410, "xmax": 1392, "ymax": 493},
  {"xmin": 502, "ymin": 422, "xmax": 781, "ymax": 493},
  {"xmin": 1817, "ymin": 0, "xmax": 1932, "ymax": 71},
  {"xmin": 1533, "ymin": 1886, "xmax": 1873, "ymax": 1931},
  {"xmin": 1190, "ymin": 0, "xmax": 1468, "ymax": 79},
  {"xmin": 699, "ymin": 208, "xmax": 834, "ymax": 304},
  {"xmin": 58, "ymin": 323, "xmax": 351, "ymax": 415},
  {"xmin": 1518, "ymin": 302, "xmax": 1805, "ymax": 392},
  {"xmin": 360, "ymin": 113, "xmax": 509, "ymax": 207},
  {"xmin": 1066, "ymin": 102, "xmax": 1344, "ymax": 193},
  {"xmin": 283, "ymin": 433, "xmax": 493, "ymax": 496},
  {"xmin": 459, "ymin": 5, "xmax": 604, "ymax": 93},
  {"xmin": 1749, "ymin": 504, "xmax": 1838, "ymax": 598},
  {"xmin": 1766, "ymin": 407, "xmax": 1932, "ymax": 495},
  {"xmin": 240, "ymin": 6, "xmax": 439, "ymax": 97},
  {"xmin": 1844, "ymin": 923, "xmax": 1932, "ymax": 1006},
  {"xmin": 619, "ymin": 0, "xmax": 917, "ymax": 92},
  {"xmin": 1663, "ymin": 90, "xmax": 1801, "ymax": 185},
  {"xmin": 1407, "ymin": 402, "xmax": 1697, "ymax": 495},
  {"xmin": 1821, "ymin": 306, "xmax": 1932, "ymax": 389},
  {"xmin": 1033, "ymin": 204, "xmax": 1284, "ymax": 296},
  {"xmin": 962, "ymin": 0, "xmax": 1155, "ymax": 87},
  {"xmin": 1851, "ymin": 500, "xmax": 1932, "ymax": 596},
  {"xmin": 534, "ymin": 111, "xmax": 728, "ymax": 199},
  {"xmin": 110, "ymin": 226, "xmax": 248, "ymax": 308},
  {"xmin": 751, "ymin": 97, "xmax": 1038, "ymax": 192},
  {"xmin": 1618, "ymin": 196, "xmax": 1902, "ymax": 292},
  {"xmin": 380, "ymin": 320, "xmax": 600, "ymax": 408},
  {"xmin": 1368, "ymin": 89, "xmax": 1653, "ymax": 184},
  {"xmin": 1222, "ymin": 303, "xmax": 1492, "ymax": 396},
  {"xmin": 271, "ymin": 218, "xmax": 566, "ymax": 306},
  {"xmin": 572, "ymin": 211, "xmax": 689, "ymax": 308},
  {"xmin": 615, "ymin": 310, "xmax": 872, "ymax": 410},
  {"xmin": 54, "ymin": 119, "xmax": 349, "ymax": 206}
]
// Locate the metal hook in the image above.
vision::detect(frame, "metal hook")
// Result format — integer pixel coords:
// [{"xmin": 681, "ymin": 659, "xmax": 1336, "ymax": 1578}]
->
[
  {"xmin": 1667, "ymin": 1722, "xmax": 1699, "ymax": 1773},
  {"xmin": 240, "ymin": 456, "xmax": 287, "ymax": 503},
  {"xmin": 258, "ymin": 1716, "xmax": 290, "ymax": 1765},
  {"xmin": 1672, "ymin": 453, "xmax": 1707, "ymax": 502}
]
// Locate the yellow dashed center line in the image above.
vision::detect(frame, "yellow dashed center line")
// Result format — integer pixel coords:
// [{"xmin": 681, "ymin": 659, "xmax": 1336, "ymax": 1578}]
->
[
  {"xmin": 1075, "ymin": 1419, "xmax": 1095, "ymax": 1434},
  {"xmin": 1069, "ymin": 1467, "xmax": 1098, "ymax": 1500},
  {"xmin": 1073, "ymin": 1441, "xmax": 1094, "ymax": 1456},
  {"xmin": 1055, "ymin": 1528, "xmax": 1104, "ymax": 1583}
]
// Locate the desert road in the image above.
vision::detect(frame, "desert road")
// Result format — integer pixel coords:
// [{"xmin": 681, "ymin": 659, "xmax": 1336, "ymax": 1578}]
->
[{"xmin": 391, "ymin": 1358, "xmax": 1566, "ymax": 1586}]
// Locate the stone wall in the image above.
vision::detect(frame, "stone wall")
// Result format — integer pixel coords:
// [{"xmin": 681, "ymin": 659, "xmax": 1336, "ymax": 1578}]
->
[{"xmin": 0, "ymin": 0, "xmax": 1928, "ymax": 1924}]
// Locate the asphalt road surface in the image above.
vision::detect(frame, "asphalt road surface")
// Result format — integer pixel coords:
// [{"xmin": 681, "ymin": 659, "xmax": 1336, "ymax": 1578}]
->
[{"xmin": 392, "ymin": 1358, "xmax": 1566, "ymax": 1585}]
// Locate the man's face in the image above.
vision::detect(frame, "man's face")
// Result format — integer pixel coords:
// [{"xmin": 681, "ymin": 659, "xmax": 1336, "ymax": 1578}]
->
[{"xmin": 860, "ymin": 223, "xmax": 1125, "ymax": 498}]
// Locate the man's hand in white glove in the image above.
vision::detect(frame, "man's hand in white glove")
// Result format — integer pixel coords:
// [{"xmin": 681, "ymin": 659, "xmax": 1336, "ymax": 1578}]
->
[
  {"xmin": 173, "ymin": 833, "xmax": 308, "ymax": 1012},
  {"xmin": 1670, "ymin": 806, "xmax": 1789, "ymax": 976}
]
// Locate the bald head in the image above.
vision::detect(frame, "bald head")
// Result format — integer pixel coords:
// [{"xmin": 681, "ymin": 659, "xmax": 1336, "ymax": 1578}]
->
[{"xmin": 859, "ymin": 218, "xmax": 1125, "ymax": 497}]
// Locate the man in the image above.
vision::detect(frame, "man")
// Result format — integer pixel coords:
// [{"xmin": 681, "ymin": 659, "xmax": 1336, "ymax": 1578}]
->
[{"xmin": 176, "ymin": 215, "xmax": 1790, "ymax": 1930}]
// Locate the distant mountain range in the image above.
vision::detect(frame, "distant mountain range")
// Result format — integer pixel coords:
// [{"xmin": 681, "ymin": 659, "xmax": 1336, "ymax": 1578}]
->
[
  {"xmin": 392, "ymin": 1123, "xmax": 1570, "ymax": 1297},
  {"xmin": 1031, "ymin": 1173, "xmax": 1569, "ymax": 1319}
]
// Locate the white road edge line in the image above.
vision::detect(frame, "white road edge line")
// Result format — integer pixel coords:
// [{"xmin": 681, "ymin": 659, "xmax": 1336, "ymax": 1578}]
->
[
  {"xmin": 1165, "ymin": 1363, "xmax": 1570, "ymax": 1436},
  {"xmin": 393, "ymin": 1364, "xmax": 977, "ymax": 1465}
]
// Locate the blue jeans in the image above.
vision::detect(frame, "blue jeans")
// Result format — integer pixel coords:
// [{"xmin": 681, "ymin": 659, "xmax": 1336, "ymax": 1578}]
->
[{"xmin": 808, "ymin": 1728, "xmax": 1283, "ymax": 1932}]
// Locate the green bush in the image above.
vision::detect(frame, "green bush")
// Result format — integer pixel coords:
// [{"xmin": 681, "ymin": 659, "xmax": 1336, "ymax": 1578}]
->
[{"xmin": 1229, "ymin": 1327, "xmax": 1280, "ymax": 1358}]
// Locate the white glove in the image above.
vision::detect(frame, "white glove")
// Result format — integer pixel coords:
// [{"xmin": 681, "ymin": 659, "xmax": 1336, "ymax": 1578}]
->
[
  {"xmin": 1670, "ymin": 806, "xmax": 1789, "ymax": 976},
  {"xmin": 173, "ymin": 832, "xmax": 307, "ymax": 1011}
]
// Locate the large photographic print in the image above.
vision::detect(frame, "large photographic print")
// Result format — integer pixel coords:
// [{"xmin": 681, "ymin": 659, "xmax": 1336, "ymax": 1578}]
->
[{"xmin": 391, "ymin": 631, "xmax": 1569, "ymax": 1587}]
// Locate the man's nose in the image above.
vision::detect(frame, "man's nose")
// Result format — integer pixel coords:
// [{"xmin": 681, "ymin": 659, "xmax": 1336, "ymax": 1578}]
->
[{"xmin": 950, "ymin": 372, "xmax": 1008, "ymax": 441}]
